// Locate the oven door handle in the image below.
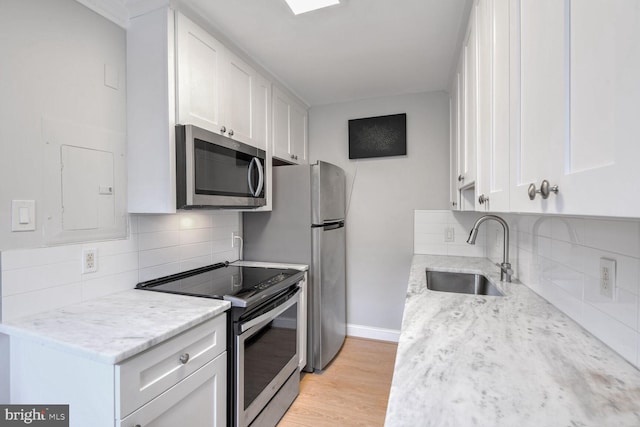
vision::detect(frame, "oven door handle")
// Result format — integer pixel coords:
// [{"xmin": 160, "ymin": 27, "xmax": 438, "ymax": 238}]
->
[{"xmin": 240, "ymin": 289, "xmax": 299, "ymax": 334}]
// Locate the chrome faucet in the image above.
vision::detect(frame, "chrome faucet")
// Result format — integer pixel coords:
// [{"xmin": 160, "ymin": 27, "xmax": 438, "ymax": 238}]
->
[{"xmin": 466, "ymin": 214, "xmax": 513, "ymax": 282}]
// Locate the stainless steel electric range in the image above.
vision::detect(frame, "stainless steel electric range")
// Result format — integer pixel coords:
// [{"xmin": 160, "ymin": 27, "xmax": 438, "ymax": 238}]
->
[{"xmin": 136, "ymin": 262, "xmax": 305, "ymax": 427}]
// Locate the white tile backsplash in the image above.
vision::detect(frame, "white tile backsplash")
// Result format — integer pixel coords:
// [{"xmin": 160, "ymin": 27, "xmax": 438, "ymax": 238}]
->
[
  {"xmin": 414, "ymin": 210, "xmax": 640, "ymax": 368},
  {"xmin": 413, "ymin": 210, "xmax": 486, "ymax": 257},
  {"xmin": 0, "ymin": 212, "xmax": 241, "ymax": 321}
]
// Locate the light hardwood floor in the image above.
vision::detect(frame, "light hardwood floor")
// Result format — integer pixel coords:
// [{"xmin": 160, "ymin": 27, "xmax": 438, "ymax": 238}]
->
[{"xmin": 278, "ymin": 337, "xmax": 398, "ymax": 427}]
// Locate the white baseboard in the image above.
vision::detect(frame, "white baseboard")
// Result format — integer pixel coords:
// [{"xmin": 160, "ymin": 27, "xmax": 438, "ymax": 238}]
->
[{"xmin": 347, "ymin": 324, "xmax": 400, "ymax": 343}]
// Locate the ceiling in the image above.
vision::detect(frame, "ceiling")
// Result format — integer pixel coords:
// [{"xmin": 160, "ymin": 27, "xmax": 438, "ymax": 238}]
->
[{"xmin": 182, "ymin": 0, "xmax": 472, "ymax": 107}]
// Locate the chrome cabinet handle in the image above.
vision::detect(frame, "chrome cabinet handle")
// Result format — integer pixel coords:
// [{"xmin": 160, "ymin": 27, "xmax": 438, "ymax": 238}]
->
[
  {"xmin": 478, "ymin": 194, "xmax": 489, "ymax": 205},
  {"xmin": 179, "ymin": 353, "xmax": 190, "ymax": 364},
  {"xmin": 220, "ymin": 126, "xmax": 226, "ymax": 133},
  {"xmin": 528, "ymin": 180, "xmax": 559, "ymax": 200},
  {"xmin": 228, "ymin": 129, "xmax": 234, "ymax": 136},
  {"xmin": 458, "ymin": 174, "xmax": 464, "ymax": 182}
]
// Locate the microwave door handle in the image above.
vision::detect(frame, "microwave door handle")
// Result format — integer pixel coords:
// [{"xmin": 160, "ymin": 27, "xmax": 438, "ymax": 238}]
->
[
  {"xmin": 247, "ymin": 157, "xmax": 264, "ymax": 198},
  {"xmin": 247, "ymin": 158, "xmax": 257, "ymax": 196},
  {"xmin": 254, "ymin": 157, "xmax": 264, "ymax": 197}
]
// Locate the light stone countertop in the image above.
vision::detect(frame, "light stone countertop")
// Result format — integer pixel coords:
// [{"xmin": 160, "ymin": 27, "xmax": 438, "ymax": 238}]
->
[
  {"xmin": 0, "ymin": 289, "xmax": 229, "ymax": 364},
  {"xmin": 385, "ymin": 255, "xmax": 640, "ymax": 427}
]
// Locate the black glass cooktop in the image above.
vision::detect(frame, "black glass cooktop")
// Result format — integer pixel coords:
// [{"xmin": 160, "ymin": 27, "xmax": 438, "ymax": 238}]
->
[{"xmin": 135, "ymin": 262, "xmax": 304, "ymax": 308}]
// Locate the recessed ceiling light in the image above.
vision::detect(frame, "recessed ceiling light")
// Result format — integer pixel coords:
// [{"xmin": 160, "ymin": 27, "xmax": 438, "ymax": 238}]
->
[{"xmin": 284, "ymin": 0, "xmax": 340, "ymax": 15}]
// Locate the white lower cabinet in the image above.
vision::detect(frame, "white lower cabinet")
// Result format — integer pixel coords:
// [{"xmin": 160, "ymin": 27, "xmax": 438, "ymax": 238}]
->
[
  {"xmin": 116, "ymin": 315, "xmax": 227, "ymax": 426},
  {"xmin": 118, "ymin": 354, "xmax": 226, "ymax": 427},
  {"xmin": 8, "ymin": 314, "xmax": 227, "ymax": 427}
]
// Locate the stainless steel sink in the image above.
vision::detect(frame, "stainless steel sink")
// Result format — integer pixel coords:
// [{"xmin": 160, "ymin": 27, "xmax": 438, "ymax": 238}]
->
[{"xmin": 426, "ymin": 270, "xmax": 504, "ymax": 297}]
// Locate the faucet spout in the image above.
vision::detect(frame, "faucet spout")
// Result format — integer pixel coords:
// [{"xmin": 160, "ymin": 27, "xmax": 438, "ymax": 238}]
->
[{"xmin": 466, "ymin": 215, "xmax": 512, "ymax": 282}]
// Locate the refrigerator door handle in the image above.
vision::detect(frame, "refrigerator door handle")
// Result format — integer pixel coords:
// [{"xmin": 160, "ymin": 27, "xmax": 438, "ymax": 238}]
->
[
  {"xmin": 323, "ymin": 221, "xmax": 344, "ymax": 231},
  {"xmin": 312, "ymin": 220, "xmax": 344, "ymax": 231}
]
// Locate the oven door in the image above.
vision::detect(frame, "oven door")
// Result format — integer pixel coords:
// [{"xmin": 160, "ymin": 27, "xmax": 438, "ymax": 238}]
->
[{"xmin": 236, "ymin": 288, "xmax": 299, "ymax": 427}]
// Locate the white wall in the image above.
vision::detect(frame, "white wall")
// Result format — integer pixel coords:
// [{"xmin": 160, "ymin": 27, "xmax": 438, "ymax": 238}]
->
[
  {"xmin": 309, "ymin": 92, "xmax": 450, "ymax": 335},
  {"xmin": 0, "ymin": 0, "xmax": 127, "ymax": 251}
]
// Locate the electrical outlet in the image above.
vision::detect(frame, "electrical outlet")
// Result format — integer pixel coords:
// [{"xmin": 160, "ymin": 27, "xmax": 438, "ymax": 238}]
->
[
  {"xmin": 83, "ymin": 248, "xmax": 98, "ymax": 274},
  {"xmin": 231, "ymin": 231, "xmax": 240, "ymax": 247},
  {"xmin": 599, "ymin": 258, "xmax": 616, "ymax": 299},
  {"xmin": 444, "ymin": 226, "xmax": 455, "ymax": 243}
]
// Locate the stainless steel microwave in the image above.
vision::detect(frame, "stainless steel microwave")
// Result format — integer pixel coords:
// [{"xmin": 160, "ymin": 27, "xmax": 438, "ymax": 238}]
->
[{"xmin": 176, "ymin": 124, "xmax": 266, "ymax": 209}]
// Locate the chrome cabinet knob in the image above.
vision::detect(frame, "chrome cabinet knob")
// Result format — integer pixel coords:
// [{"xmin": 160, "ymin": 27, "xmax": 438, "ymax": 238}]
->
[
  {"xmin": 228, "ymin": 129, "xmax": 234, "ymax": 136},
  {"xmin": 294, "ymin": 155, "xmax": 298, "ymax": 160},
  {"xmin": 179, "ymin": 353, "xmax": 190, "ymax": 364},
  {"xmin": 220, "ymin": 126, "xmax": 227, "ymax": 133},
  {"xmin": 478, "ymin": 194, "xmax": 489, "ymax": 205},
  {"xmin": 528, "ymin": 180, "xmax": 559, "ymax": 200},
  {"xmin": 290, "ymin": 154, "xmax": 295, "ymax": 160},
  {"xmin": 452, "ymin": 201, "xmax": 457, "ymax": 207},
  {"xmin": 458, "ymin": 174, "xmax": 464, "ymax": 182}
]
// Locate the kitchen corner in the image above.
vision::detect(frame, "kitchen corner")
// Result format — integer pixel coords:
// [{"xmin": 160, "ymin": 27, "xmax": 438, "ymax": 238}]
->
[{"xmin": 385, "ymin": 255, "xmax": 640, "ymax": 427}]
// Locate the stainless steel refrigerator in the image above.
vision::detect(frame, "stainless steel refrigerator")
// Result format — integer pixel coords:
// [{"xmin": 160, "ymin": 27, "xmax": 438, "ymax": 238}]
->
[{"xmin": 243, "ymin": 161, "xmax": 346, "ymax": 372}]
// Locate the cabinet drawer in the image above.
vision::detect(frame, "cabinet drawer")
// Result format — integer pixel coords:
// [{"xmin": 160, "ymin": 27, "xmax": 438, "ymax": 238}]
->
[{"xmin": 116, "ymin": 314, "xmax": 226, "ymax": 418}]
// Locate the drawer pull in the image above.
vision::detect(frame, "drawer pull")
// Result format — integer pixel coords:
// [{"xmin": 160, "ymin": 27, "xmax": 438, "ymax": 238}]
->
[{"xmin": 179, "ymin": 353, "xmax": 190, "ymax": 364}]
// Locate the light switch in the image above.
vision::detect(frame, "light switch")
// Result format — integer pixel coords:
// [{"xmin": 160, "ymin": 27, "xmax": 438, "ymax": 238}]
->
[
  {"xmin": 19, "ymin": 207, "xmax": 29, "ymax": 224},
  {"xmin": 12, "ymin": 200, "xmax": 36, "ymax": 231}
]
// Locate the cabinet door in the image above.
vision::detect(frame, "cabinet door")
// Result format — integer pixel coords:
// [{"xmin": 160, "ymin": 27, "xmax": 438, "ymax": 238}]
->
[
  {"xmin": 510, "ymin": 0, "xmax": 565, "ymax": 213},
  {"xmin": 512, "ymin": 0, "xmax": 640, "ymax": 216},
  {"xmin": 253, "ymin": 75, "xmax": 271, "ymax": 151},
  {"xmin": 272, "ymin": 86, "xmax": 308, "ymax": 164},
  {"xmin": 176, "ymin": 13, "xmax": 225, "ymax": 134},
  {"xmin": 449, "ymin": 62, "xmax": 462, "ymax": 211},
  {"xmin": 118, "ymin": 353, "xmax": 226, "ymax": 427},
  {"xmin": 225, "ymin": 52, "xmax": 255, "ymax": 146},
  {"xmin": 272, "ymin": 86, "xmax": 291, "ymax": 161},
  {"xmin": 559, "ymin": 0, "xmax": 640, "ymax": 217},
  {"xmin": 460, "ymin": 4, "xmax": 478, "ymax": 189},
  {"xmin": 476, "ymin": 0, "xmax": 510, "ymax": 212},
  {"xmin": 289, "ymin": 101, "xmax": 308, "ymax": 164}
]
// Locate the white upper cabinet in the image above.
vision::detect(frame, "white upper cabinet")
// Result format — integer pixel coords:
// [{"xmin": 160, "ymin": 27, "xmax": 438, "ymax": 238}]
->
[
  {"xmin": 512, "ymin": 0, "xmax": 640, "ymax": 217},
  {"xmin": 476, "ymin": 0, "xmax": 510, "ymax": 212},
  {"xmin": 452, "ymin": 0, "xmax": 640, "ymax": 218},
  {"xmin": 127, "ymin": 8, "xmax": 274, "ymax": 213},
  {"xmin": 176, "ymin": 14, "xmax": 269, "ymax": 150},
  {"xmin": 272, "ymin": 86, "xmax": 308, "ymax": 165}
]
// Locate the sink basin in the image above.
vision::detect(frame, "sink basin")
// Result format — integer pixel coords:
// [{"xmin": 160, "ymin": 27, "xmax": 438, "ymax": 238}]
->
[{"xmin": 426, "ymin": 270, "xmax": 504, "ymax": 297}]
